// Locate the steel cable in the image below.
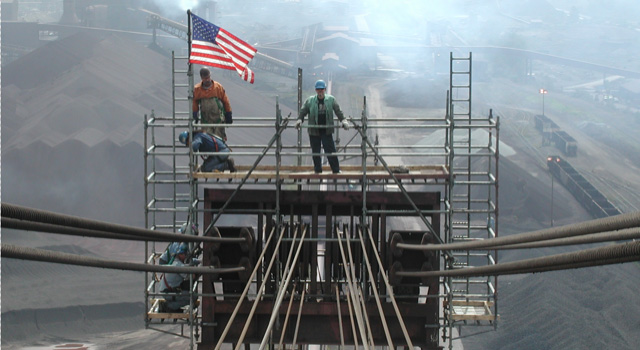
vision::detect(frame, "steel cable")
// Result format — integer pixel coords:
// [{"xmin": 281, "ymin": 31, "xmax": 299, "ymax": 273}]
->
[
  {"xmin": 214, "ymin": 225, "xmax": 281, "ymax": 350},
  {"xmin": 345, "ymin": 286, "xmax": 359, "ymax": 349},
  {"xmin": 522, "ymin": 257, "xmax": 639, "ymax": 274},
  {"xmin": 335, "ymin": 285, "xmax": 345, "ymax": 350},
  {"xmin": 343, "ymin": 226, "xmax": 374, "ymax": 347},
  {"xmin": 1, "ymin": 243, "xmax": 244, "ymax": 275},
  {"xmin": 494, "ymin": 227, "xmax": 640, "ymax": 250},
  {"xmin": 259, "ymin": 225, "xmax": 307, "ymax": 350},
  {"xmin": 273, "ymin": 230, "xmax": 305, "ymax": 350},
  {"xmin": 291, "ymin": 288, "xmax": 306, "ymax": 349},
  {"xmin": 397, "ymin": 241, "xmax": 640, "ymax": 278},
  {"xmin": 355, "ymin": 226, "xmax": 394, "ymax": 349},
  {"xmin": 278, "ymin": 282, "xmax": 298, "ymax": 349},
  {"xmin": 3, "ymin": 217, "xmax": 149, "ymax": 241},
  {"xmin": 400, "ymin": 211, "xmax": 640, "ymax": 251},
  {"xmin": 356, "ymin": 286, "xmax": 375, "ymax": 349},
  {"xmin": 235, "ymin": 225, "xmax": 302, "ymax": 350},
  {"xmin": 362, "ymin": 226, "xmax": 415, "ymax": 349},
  {"xmin": 336, "ymin": 227, "xmax": 369, "ymax": 350},
  {"xmin": 2, "ymin": 202, "xmax": 245, "ymax": 244}
]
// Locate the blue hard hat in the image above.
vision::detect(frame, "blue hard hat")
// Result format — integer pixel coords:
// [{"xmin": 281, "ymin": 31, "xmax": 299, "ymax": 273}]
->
[
  {"xmin": 179, "ymin": 131, "xmax": 189, "ymax": 145},
  {"xmin": 176, "ymin": 243, "xmax": 189, "ymax": 255},
  {"xmin": 315, "ymin": 80, "xmax": 326, "ymax": 89}
]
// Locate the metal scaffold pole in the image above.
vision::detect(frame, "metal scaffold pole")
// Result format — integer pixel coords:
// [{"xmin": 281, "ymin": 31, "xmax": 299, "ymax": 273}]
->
[{"xmin": 142, "ymin": 51, "xmax": 498, "ymax": 350}]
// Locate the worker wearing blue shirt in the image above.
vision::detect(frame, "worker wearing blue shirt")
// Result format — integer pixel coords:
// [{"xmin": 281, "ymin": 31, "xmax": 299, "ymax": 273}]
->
[{"xmin": 179, "ymin": 130, "xmax": 236, "ymax": 172}]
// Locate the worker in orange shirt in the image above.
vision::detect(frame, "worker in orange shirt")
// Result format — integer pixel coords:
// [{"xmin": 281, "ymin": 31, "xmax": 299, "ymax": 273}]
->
[{"xmin": 192, "ymin": 67, "xmax": 233, "ymax": 140}]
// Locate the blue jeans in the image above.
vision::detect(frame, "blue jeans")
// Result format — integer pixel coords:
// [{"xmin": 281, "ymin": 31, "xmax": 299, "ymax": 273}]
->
[
  {"xmin": 309, "ymin": 134, "xmax": 339, "ymax": 173},
  {"xmin": 202, "ymin": 149, "xmax": 230, "ymax": 172}
]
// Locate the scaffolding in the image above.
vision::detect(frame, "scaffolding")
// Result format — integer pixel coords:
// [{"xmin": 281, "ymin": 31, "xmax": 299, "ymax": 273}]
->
[
  {"xmin": 444, "ymin": 52, "xmax": 500, "ymax": 342},
  {"xmin": 143, "ymin": 51, "xmax": 499, "ymax": 349}
]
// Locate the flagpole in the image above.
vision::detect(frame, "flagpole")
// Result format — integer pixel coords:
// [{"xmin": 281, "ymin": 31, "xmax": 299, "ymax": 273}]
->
[
  {"xmin": 187, "ymin": 9, "xmax": 192, "ymax": 57},
  {"xmin": 186, "ymin": 9, "xmax": 196, "ymax": 229},
  {"xmin": 187, "ymin": 8, "xmax": 194, "ymax": 128}
]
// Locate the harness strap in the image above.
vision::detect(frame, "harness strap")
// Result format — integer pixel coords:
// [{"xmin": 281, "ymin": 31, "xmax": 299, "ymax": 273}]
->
[{"xmin": 162, "ymin": 274, "xmax": 174, "ymax": 292}]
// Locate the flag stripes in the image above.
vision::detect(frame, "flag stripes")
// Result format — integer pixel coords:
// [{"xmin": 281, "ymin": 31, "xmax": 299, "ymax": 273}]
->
[{"xmin": 189, "ymin": 13, "xmax": 256, "ymax": 84}]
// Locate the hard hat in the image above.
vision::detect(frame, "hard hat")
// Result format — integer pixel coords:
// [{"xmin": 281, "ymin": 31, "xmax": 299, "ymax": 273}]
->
[
  {"xmin": 179, "ymin": 222, "xmax": 199, "ymax": 234},
  {"xmin": 176, "ymin": 243, "xmax": 189, "ymax": 255},
  {"xmin": 315, "ymin": 80, "xmax": 326, "ymax": 90},
  {"xmin": 179, "ymin": 131, "xmax": 189, "ymax": 145}
]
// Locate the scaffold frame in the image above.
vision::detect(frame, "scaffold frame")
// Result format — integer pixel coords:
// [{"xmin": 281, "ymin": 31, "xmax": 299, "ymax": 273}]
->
[{"xmin": 143, "ymin": 51, "xmax": 499, "ymax": 350}]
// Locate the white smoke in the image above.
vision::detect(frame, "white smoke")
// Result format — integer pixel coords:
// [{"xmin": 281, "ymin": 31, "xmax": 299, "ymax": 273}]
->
[{"xmin": 152, "ymin": 0, "xmax": 200, "ymax": 17}]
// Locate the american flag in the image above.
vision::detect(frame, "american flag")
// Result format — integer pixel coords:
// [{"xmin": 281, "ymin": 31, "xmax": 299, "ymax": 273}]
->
[{"xmin": 189, "ymin": 13, "xmax": 257, "ymax": 84}]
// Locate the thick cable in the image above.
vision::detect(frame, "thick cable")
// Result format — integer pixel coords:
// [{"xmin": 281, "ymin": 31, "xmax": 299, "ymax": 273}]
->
[
  {"xmin": 259, "ymin": 225, "xmax": 307, "ymax": 350},
  {"xmin": 397, "ymin": 241, "xmax": 640, "ymax": 278},
  {"xmin": 345, "ymin": 286, "xmax": 359, "ymax": 349},
  {"xmin": 395, "ymin": 227, "xmax": 640, "ymax": 252},
  {"xmin": 234, "ymin": 225, "xmax": 294, "ymax": 350},
  {"xmin": 278, "ymin": 283, "xmax": 298, "ymax": 349},
  {"xmin": 214, "ymin": 225, "xmax": 279, "ymax": 350},
  {"xmin": 522, "ymin": 257, "xmax": 638, "ymax": 274},
  {"xmin": 355, "ymin": 226, "xmax": 394, "ymax": 349},
  {"xmin": 345, "ymin": 226, "xmax": 368, "ymax": 342},
  {"xmin": 363, "ymin": 226, "xmax": 414, "ymax": 348},
  {"xmin": 404, "ymin": 211, "xmax": 640, "ymax": 251},
  {"xmin": 235, "ymin": 227, "xmax": 298, "ymax": 350},
  {"xmin": 336, "ymin": 227, "xmax": 369, "ymax": 350},
  {"xmin": 270, "ymin": 227, "xmax": 306, "ymax": 348},
  {"xmin": 291, "ymin": 288, "xmax": 306, "ymax": 349},
  {"xmin": 336, "ymin": 285, "xmax": 345, "ymax": 350},
  {"xmin": 3, "ymin": 218, "xmax": 148, "ymax": 241},
  {"xmin": 2, "ymin": 203, "xmax": 244, "ymax": 244},
  {"xmin": 356, "ymin": 285, "xmax": 376, "ymax": 348},
  {"xmin": 494, "ymin": 227, "xmax": 640, "ymax": 249},
  {"xmin": 1, "ymin": 243, "xmax": 243, "ymax": 275}
]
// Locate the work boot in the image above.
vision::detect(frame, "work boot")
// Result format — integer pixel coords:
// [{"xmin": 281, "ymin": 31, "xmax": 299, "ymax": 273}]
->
[{"xmin": 227, "ymin": 158, "xmax": 237, "ymax": 173}]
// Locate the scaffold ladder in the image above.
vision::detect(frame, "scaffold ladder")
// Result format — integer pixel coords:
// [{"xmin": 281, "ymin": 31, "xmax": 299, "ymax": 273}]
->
[{"xmin": 445, "ymin": 52, "xmax": 499, "ymax": 345}]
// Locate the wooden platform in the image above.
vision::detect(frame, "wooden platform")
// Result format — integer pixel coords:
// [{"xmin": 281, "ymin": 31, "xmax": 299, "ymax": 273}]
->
[
  {"xmin": 192, "ymin": 165, "xmax": 449, "ymax": 181},
  {"xmin": 446, "ymin": 300, "xmax": 499, "ymax": 321},
  {"xmin": 147, "ymin": 298, "xmax": 199, "ymax": 320}
]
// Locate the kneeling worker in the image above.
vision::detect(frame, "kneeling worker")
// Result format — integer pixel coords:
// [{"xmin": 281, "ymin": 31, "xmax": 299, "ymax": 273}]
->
[
  {"xmin": 160, "ymin": 243, "xmax": 200, "ymax": 313},
  {"xmin": 179, "ymin": 130, "xmax": 236, "ymax": 172}
]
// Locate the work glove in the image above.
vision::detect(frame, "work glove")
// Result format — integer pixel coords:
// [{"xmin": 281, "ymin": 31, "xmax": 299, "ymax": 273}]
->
[
  {"xmin": 192, "ymin": 111, "xmax": 199, "ymax": 120},
  {"xmin": 224, "ymin": 111, "xmax": 233, "ymax": 124},
  {"xmin": 341, "ymin": 119, "xmax": 350, "ymax": 130},
  {"xmin": 295, "ymin": 119, "xmax": 302, "ymax": 130}
]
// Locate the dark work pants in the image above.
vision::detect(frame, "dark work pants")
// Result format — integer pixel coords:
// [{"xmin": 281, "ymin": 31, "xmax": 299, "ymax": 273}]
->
[{"xmin": 309, "ymin": 134, "xmax": 340, "ymax": 173}]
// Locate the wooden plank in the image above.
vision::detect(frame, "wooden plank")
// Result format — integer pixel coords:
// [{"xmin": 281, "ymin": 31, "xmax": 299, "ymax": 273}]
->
[
  {"xmin": 147, "ymin": 311, "xmax": 197, "ymax": 319},
  {"xmin": 147, "ymin": 299, "xmax": 200, "ymax": 319},
  {"xmin": 449, "ymin": 300, "xmax": 499, "ymax": 321},
  {"xmin": 192, "ymin": 164, "xmax": 449, "ymax": 180},
  {"xmin": 449, "ymin": 300, "xmax": 494, "ymax": 307},
  {"xmin": 450, "ymin": 313, "xmax": 498, "ymax": 321},
  {"xmin": 227, "ymin": 165, "xmax": 446, "ymax": 172}
]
